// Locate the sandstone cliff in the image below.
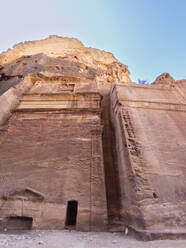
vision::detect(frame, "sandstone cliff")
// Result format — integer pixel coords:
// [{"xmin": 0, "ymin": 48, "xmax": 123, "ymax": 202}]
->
[
  {"xmin": 1, "ymin": 36, "xmax": 186, "ymax": 240},
  {"xmin": 0, "ymin": 36, "xmax": 131, "ymax": 232},
  {"xmin": 0, "ymin": 36, "xmax": 131, "ymax": 96}
]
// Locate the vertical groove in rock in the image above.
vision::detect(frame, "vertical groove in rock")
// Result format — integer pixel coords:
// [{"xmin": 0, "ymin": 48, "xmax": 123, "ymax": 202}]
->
[{"xmin": 101, "ymin": 93, "xmax": 122, "ymax": 228}]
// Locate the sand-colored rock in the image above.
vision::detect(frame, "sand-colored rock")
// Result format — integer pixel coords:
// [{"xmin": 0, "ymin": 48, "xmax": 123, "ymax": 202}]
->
[
  {"xmin": 152, "ymin": 73, "xmax": 175, "ymax": 84},
  {"xmin": 0, "ymin": 36, "xmax": 186, "ymax": 240},
  {"xmin": 0, "ymin": 36, "xmax": 131, "ymax": 96}
]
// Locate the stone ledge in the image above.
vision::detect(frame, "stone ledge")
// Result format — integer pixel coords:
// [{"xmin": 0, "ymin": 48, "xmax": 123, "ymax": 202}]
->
[{"xmin": 128, "ymin": 226, "xmax": 186, "ymax": 241}]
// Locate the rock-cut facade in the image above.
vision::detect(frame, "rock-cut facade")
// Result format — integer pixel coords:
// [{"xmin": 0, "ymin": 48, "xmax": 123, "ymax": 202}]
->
[{"xmin": 0, "ymin": 36, "xmax": 186, "ymax": 240}]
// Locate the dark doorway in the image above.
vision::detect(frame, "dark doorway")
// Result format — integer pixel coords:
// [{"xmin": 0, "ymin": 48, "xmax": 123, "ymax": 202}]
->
[
  {"xmin": 65, "ymin": 200, "xmax": 78, "ymax": 229},
  {"xmin": 0, "ymin": 216, "xmax": 33, "ymax": 231}
]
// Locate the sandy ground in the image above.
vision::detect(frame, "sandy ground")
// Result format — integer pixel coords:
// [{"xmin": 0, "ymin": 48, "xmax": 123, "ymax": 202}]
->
[{"xmin": 1, "ymin": 231, "xmax": 186, "ymax": 248}]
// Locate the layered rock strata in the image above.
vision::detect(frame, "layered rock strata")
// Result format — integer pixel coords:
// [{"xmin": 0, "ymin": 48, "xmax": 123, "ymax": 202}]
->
[
  {"xmin": 0, "ymin": 36, "xmax": 130, "ymax": 232},
  {"xmin": 1, "ymin": 36, "xmax": 186, "ymax": 240}
]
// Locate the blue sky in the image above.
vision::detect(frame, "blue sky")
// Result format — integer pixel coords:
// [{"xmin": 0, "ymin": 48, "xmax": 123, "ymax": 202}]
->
[{"xmin": 0, "ymin": 0, "xmax": 186, "ymax": 82}]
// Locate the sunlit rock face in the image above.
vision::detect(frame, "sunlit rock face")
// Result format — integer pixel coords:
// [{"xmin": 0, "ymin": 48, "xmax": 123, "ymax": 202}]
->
[
  {"xmin": 152, "ymin": 73, "xmax": 175, "ymax": 84},
  {"xmin": 0, "ymin": 35, "xmax": 131, "ymax": 95}
]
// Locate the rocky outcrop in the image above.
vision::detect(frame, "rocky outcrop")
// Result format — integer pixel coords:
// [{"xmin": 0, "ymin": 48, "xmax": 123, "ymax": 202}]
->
[
  {"xmin": 0, "ymin": 36, "xmax": 130, "ymax": 96},
  {"xmin": 152, "ymin": 73, "xmax": 175, "ymax": 84},
  {"xmin": 1, "ymin": 36, "xmax": 186, "ymax": 240}
]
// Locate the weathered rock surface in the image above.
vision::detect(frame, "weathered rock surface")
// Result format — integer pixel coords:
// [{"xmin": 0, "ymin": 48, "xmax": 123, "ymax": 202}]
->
[
  {"xmin": 152, "ymin": 73, "xmax": 175, "ymax": 84},
  {"xmin": 0, "ymin": 36, "xmax": 130, "ymax": 96},
  {"xmin": 110, "ymin": 80, "xmax": 186, "ymax": 239},
  {"xmin": 0, "ymin": 36, "xmax": 186, "ymax": 240},
  {"xmin": 0, "ymin": 36, "xmax": 131, "ymax": 233}
]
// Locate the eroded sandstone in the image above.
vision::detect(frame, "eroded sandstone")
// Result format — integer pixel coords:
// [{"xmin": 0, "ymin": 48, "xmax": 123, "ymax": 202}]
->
[
  {"xmin": 110, "ymin": 80, "xmax": 186, "ymax": 239},
  {"xmin": 0, "ymin": 36, "xmax": 131, "ymax": 232},
  {"xmin": 0, "ymin": 36, "xmax": 186, "ymax": 240}
]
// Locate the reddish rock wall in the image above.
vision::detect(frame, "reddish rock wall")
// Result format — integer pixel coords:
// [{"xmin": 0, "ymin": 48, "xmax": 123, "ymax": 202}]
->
[
  {"xmin": 0, "ymin": 77, "xmax": 107, "ymax": 231},
  {"xmin": 0, "ymin": 36, "xmax": 130, "ymax": 232},
  {"xmin": 1, "ymin": 36, "xmax": 186, "ymax": 240},
  {"xmin": 110, "ymin": 81, "xmax": 186, "ymax": 239}
]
